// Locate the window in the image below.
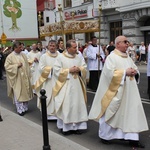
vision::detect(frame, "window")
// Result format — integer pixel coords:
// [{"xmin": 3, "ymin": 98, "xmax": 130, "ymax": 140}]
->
[
  {"xmin": 110, "ymin": 21, "xmax": 122, "ymax": 42},
  {"xmin": 144, "ymin": 18, "xmax": 150, "ymax": 46},
  {"xmin": 46, "ymin": 17, "xmax": 49, "ymax": 23},
  {"xmin": 64, "ymin": 0, "xmax": 72, "ymax": 8}
]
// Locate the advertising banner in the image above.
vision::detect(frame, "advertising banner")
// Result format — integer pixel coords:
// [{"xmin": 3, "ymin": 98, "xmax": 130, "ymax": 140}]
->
[{"xmin": 0, "ymin": 0, "xmax": 38, "ymax": 39}]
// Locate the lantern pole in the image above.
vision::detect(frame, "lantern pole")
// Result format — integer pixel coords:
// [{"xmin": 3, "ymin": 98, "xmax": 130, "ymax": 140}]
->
[
  {"xmin": 98, "ymin": 4, "xmax": 102, "ymax": 77},
  {"xmin": 58, "ymin": 4, "xmax": 66, "ymax": 47},
  {"xmin": 38, "ymin": 11, "xmax": 42, "ymax": 40},
  {"xmin": 71, "ymin": 11, "xmax": 75, "ymax": 39}
]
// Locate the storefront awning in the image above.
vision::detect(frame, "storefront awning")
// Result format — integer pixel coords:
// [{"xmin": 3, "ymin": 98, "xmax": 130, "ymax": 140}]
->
[{"xmin": 39, "ymin": 20, "xmax": 99, "ymax": 37}]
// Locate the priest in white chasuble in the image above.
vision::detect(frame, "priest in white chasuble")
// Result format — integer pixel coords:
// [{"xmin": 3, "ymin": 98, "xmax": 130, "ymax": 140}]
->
[
  {"xmin": 4, "ymin": 41, "xmax": 33, "ymax": 116},
  {"xmin": 27, "ymin": 43, "xmax": 41, "ymax": 93},
  {"xmin": 35, "ymin": 40, "xmax": 59, "ymax": 120},
  {"xmin": 52, "ymin": 39, "xmax": 88, "ymax": 135},
  {"xmin": 89, "ymin": 36, "xmax": 148, "ymax": 148}
]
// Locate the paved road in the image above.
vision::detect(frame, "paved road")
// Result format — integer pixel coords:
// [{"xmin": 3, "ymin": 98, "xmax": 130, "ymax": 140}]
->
[{"xmin": 0, "ymin": 70, "xmax": 150, "ymax": 150}]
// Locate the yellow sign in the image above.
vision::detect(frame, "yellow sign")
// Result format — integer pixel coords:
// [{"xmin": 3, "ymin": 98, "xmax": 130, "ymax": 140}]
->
[{"xmin": 1, "ymin": 33, "xmax": 7, "ymax": 44}]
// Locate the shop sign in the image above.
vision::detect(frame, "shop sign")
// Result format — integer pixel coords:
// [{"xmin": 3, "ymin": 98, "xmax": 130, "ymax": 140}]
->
[{"xmin": 64, "ymin": 8, "xmax": 87, "ymax": 20}]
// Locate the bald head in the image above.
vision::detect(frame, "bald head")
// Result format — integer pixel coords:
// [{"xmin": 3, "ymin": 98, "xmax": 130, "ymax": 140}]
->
[
  {"xmin": 115, "ymin": 36, "xmax": 126, "ymax": 46},
  {"xmin": 115, "ymin": 35, "xmax": 129, "ymax": 53}
]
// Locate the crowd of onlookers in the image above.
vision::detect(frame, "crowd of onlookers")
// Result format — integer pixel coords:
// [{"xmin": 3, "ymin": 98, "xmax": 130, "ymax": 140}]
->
[
  {"xmin": 80, "ymin": 40, "xmax": 148, "ymax": 64},
  {"xmin": 0, "ymin": 41, "xmax": 46, "ymax": 80},
  {"xmin": 0, "ymin": 38, "xmax": 148, "ymax": 82}
]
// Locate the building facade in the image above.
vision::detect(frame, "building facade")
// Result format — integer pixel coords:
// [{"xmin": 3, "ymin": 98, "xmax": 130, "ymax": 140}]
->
[
  {"xmin": 42, "ymin": 0, "xmax": 96, "ymax": 45},
  {"xmin": 40, "ymin": 0, "xmax": 150, "ymax": 46},
  {"xmin": 99, "ymin": 0, "xmax": 150, "ymax": 46},
  {"xmin": 1, "ymin": 0, "xmax": 150, "ymax": 46}
]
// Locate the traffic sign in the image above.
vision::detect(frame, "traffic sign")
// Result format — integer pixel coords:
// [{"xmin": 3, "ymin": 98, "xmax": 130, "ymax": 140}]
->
[
  {"xmin": 1, "ymin": 33, "xmax": 7, "ymax": 44},
  {"xmin": 1, "ymin": 32, "xmax": 7, "ymax": 40}
]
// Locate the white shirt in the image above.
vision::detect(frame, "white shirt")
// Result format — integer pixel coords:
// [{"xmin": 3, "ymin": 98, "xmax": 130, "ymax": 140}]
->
[
  {"xmin": 139, "ymin": 45, "xmax": 146, "ymax": 54},
  {"xmin": 86, "ymin": 44, "xmax": 105, "ymax": 71}
]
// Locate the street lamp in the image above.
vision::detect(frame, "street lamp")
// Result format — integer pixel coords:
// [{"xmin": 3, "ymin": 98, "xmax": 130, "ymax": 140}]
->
[
  {"xmin": 58, "ymin": 4, "xmax": 66, "ymax": 47},
  {"xmin": 71, "ymin": 11, "xmax": 75, "ymax": 39}
]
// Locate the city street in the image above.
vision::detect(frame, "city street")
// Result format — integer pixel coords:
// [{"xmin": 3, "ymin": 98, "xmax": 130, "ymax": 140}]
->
[
  {"xmin": 1, "ymin": 0, "xmax": 150, "ymax": 149},
  {"xmin": 0, "ymin": 65, "xmax": 150, "ymax": 150}
]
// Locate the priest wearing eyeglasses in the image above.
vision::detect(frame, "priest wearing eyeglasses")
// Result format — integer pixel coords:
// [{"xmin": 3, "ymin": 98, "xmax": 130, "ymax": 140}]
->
[{"xmin": 89, "ymin": 35, "xmax": 148, "ymax": 148}]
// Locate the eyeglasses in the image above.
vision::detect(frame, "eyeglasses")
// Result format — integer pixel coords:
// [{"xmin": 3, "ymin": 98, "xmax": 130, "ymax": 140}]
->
[{"xmin": 119, "ymin": 40, "xmax": 129, "ymax": 44}]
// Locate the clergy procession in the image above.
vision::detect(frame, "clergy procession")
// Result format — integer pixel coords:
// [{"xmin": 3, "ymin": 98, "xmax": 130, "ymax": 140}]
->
[{"xmin": 0, "ymin": 35, "xmax": 149, "ymax": 149}]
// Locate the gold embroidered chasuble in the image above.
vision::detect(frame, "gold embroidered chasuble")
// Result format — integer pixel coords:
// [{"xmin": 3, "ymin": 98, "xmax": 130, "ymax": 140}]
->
[
  {"xmin": 4, "ymin": 51, "xmax": 33, "ymax": 102},
  {"xmin": 27, "ymin": 50, "xmax": 41, "ymax": 88},
  {"xmin": 52, "ymin": 51, "xmax": 88, "ymax": 124},
  {"xmin": 89, "ymin": 49, "xmax": 148, "ymax": 133},
  {"xmin": 35, "ymin": 51, "xmax": 59, "ymax": 115}
]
